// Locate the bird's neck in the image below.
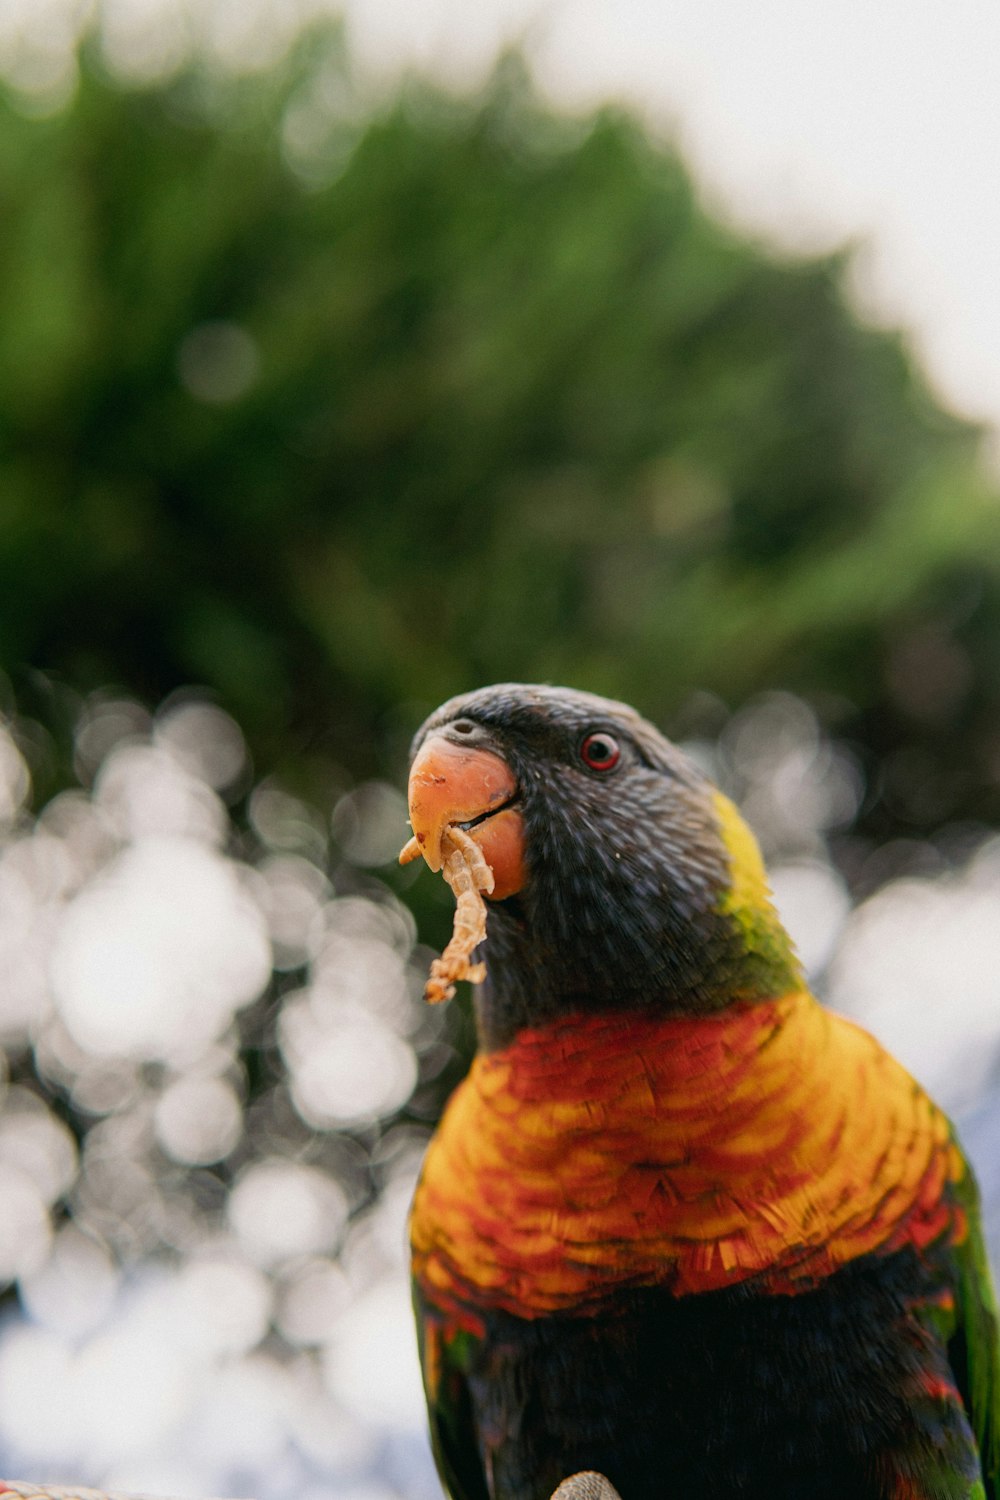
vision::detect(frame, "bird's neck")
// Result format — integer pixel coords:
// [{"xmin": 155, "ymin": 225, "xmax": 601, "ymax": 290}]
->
[
  {"xmin": 474, "ymin": 910, "xmax": 800, "ymax": 1049},
  {"xmin": 476, "ymin": 790, "xmax": 804, "ymax": 1048}
]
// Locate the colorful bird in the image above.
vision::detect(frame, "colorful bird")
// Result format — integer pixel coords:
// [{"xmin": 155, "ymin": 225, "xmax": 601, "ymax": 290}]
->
[{"xmin": 403, "ymin": 683, "xmax": 1000, "ymax": 1500}]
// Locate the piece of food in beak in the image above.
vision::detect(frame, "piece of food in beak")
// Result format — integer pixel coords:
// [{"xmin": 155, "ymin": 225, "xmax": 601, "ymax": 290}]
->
[
  {"xmin": 400, "ymin": 824, "xmax": 495, "ymax": 1002},
  {"xmin": 422, "ymin": 825, "xmax": 493, "ymax": 1003},
  {"xmin": 400, "ymin": 734, "xmax": 525, "ymax": 1001}
]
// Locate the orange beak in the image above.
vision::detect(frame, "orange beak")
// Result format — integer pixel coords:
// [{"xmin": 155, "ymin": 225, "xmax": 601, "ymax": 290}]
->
[{"xmin": 400, "ymin": 735, "xmax": 526, "ymax": 901}]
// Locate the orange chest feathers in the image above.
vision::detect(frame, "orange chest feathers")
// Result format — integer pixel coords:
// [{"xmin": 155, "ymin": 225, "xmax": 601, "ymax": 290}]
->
[{"xmin": 409, "ymin": 995, "xmax": 966, "ymax": 1323}]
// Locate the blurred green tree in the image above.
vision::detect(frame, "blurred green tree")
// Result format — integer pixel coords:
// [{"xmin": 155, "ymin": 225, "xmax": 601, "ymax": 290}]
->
[{"xmin": 2, "ymin": 28, "xmax": 999, "ymax": 841}]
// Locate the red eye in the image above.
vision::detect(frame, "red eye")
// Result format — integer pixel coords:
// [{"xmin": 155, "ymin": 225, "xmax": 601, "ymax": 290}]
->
[{"xmin": 580, "ymin": 732, "xmax": 621, "ymax": 771}]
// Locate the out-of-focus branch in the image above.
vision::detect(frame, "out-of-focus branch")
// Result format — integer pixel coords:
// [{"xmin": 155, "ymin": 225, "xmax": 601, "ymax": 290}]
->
[
  {"xmin": 0, "ymin": 1476, "xmax": 622, "ymax": 1500},
  {"xmin": 0, "ymin": 1485, "xmax": 248, "ymax": 1500}
]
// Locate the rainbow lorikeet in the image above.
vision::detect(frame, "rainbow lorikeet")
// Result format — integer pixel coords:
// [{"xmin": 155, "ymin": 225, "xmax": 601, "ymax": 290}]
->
[{"xmin": 403, "ymin": 684, "xmax": 1000, "ymax": 1500}]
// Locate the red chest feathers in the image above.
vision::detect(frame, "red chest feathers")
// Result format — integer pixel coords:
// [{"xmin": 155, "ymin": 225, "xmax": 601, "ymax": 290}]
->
[{"xmin": 409, "ymin": 995, "xmax": 965, "ymax": 1322}]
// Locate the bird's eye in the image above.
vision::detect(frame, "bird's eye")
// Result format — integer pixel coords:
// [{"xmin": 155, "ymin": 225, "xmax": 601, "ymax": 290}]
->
[{"xmin": 580, "ymin": 732, "xmax": 621, "ymax": 772}]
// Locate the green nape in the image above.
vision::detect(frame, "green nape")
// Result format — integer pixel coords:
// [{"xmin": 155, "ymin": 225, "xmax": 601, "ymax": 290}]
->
[{"xmin": 711, "ymin": 790, "xmax": 805, "ymax": 998}]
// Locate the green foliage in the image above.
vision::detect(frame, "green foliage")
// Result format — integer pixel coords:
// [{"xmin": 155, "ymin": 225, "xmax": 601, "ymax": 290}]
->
[{"xmin": 2, "ymin": 31, "xmax": 1000, "ymax": 836}]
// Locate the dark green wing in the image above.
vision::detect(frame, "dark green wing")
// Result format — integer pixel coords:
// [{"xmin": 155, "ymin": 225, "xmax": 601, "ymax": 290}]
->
[
  {"xmin": 413, "ymin": 1284, "xmax": 491, "ymax": 1500},
  {"xmin": 950, "ymin": 1162, "xmax": 1000, "ymax": 1500}
]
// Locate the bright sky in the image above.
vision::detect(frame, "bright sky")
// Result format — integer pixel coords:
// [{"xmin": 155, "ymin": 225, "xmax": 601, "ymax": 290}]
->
[{"xmin": 343, "ymin": 0, "xmax": 1000, "ymax": 435}]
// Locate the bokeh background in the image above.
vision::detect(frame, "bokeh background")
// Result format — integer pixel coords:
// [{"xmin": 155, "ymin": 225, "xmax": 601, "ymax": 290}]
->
[{"xmin": 2, "ymin": 2, "xmax": 1000, "ymax": 1496}]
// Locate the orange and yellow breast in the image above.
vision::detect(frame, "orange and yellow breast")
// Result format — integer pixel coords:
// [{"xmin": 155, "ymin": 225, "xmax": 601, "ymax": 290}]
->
[{"xmin": 410, "ymin": 994, "xmax": 965, "ymax": 1323}]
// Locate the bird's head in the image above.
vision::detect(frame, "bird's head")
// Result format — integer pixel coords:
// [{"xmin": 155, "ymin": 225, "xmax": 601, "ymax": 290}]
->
[{"xmin": 405, "ymin": 683, "xmax": 802, "ymax": 1046}]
